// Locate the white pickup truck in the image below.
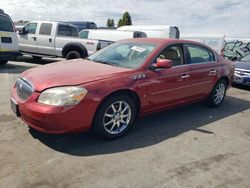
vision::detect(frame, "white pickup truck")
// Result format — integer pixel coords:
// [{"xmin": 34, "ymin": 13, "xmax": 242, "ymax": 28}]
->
[{"xmin": 18, "ymin": 21, "xmax": 102, "ymax": 59}]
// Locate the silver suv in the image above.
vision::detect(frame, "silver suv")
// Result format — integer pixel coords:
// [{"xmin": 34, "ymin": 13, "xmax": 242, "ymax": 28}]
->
[{"xmin": 0, "ymin": 9, "xmax": 20, "ymax": 65}]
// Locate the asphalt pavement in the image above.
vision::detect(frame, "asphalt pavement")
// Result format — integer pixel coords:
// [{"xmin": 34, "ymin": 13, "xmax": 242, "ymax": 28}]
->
[{"xmin": 0, "ymin": 57, "xmax": 250, "ymax": 188}]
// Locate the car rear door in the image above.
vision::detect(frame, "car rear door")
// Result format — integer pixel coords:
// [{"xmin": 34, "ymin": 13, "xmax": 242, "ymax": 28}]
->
[
  {"xmin": 184, "ymin": 43, "xmax": 219, "ymax": 99},
  {"xmin": 18, "ymin": 22, "xmax": 38, "ymax": 54},
  {"xmin": 36, "ymin": 23, "xmax": 55, "ymax": 55},
  {"xmin": 0, "ymin": 14, "xmax": 19, "ymax": 53}
]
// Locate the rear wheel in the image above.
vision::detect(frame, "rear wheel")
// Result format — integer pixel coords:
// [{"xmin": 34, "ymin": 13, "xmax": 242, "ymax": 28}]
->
[
  {"xmin": 207, "ymin": 79, "xmax": 227, "ymax": 107},
  {"xmin": 66, "ymin": 51, "xmax": 81, "ymax": 60},
  {"xmin": 92, "ymin": 95, "xmax": 137, "ymax": 139},
  {"xmin": 0, "ymin": 60, "xmax": 8, "ymax": 66}
]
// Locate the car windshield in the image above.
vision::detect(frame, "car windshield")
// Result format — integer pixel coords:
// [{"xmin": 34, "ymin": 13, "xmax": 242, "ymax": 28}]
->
[
  {"xmin": 88, "ymin": 42, "xmax": 156, "ymax": 69},
  {"xmin": 241, "ymin": 54, "xmax": 250, "ymax": 62}
]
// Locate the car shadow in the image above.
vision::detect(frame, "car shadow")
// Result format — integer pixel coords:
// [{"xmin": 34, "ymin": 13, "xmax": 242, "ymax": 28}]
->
[
  {"xmin": 29, "ymin": 96, "xmax": 250, "ymax": 156},
  {"xmin": 0, "ymin": 63, "xmax": 35, "ymax": 74},
  {"xmin": 14, "ymin": 56, "xmax": 62, "ymax": 65}
]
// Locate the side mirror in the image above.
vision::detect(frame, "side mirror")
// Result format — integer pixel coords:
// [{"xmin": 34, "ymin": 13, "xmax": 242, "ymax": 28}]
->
[
  {"xmin": 18, "ymin": 28, "xmax": 26, "ymax": 35},
  {"xmin": 155, "ymin": 59, "xmax": 172, "ymax": 69}
]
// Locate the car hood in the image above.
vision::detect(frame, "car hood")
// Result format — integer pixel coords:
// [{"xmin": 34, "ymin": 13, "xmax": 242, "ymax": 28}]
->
[
  {"xmin": 22, "ymin": 59, "xmax": 131, "ymax": 92},
  {"xmin": 234, "ymin": 61, "xmax": 250, "ymax": 70}
]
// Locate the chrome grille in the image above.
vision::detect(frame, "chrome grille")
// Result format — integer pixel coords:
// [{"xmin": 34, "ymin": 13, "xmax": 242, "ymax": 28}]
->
[
  {"xmin": 15, "ymin": 78, "xmax": 34, "ymax": 100},
  {"xmin": 235, "ymin": 68, "xmax": 250, "ymax": 76}
]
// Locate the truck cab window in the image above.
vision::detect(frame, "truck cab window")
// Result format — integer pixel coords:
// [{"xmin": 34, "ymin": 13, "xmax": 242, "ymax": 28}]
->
[
  {"xmin": 24, "ymin": 23, "xmax": 37, "ymax": 34},
  {"xmin": 39, "ymin": 23, "xmax": 52, "ymax": 35},
  {"xmin": 57, "ymin": 25, "xmax": 78, "ymax": 37}
]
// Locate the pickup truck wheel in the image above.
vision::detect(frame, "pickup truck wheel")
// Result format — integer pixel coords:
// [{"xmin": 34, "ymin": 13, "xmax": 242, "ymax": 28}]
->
[
  {"xmin": 92, "ymin": 95, "xmax": 137, "ymax": 139},
  {"xmin": 66, "ymin": 51, "xmax": 81, "ymax": 60},
  {"xmin": 32, "ymin": 56, "xmax": 42, "ymax": 60},
  {"xmin": 0, "ymin": 60, "xmax": 8, "ymax": 65}
]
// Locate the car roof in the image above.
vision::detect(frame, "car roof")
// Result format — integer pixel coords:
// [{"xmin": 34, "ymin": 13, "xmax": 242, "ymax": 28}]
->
[
  {"xmin": 120, "ymin": 38, "xmax": 204, "ymax": 46},
  {"xmin": 119, "ymin": 38, "xmax": 218, "ymax": 54}
]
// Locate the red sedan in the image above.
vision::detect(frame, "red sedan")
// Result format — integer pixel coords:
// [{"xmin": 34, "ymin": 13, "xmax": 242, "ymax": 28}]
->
[{"xmin": 11, "ymin": 38, "xmax": 234, "ymax": 138}]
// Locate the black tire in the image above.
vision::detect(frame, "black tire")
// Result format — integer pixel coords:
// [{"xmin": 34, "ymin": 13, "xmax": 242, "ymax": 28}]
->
[
  {"xmin": 0, "ymin": 60, "xmax": 8, "ymax": 66},
  {"xmin": 207, "ymin": 79, "xmax": 227, "ymax": 107},
  {"xmin": 66, "ymin": 51, "xmax": 81, "ymax": 60},
  {"xmin": 32, "ymin": 56, "xmax": 42, "ymax": 60},
  {"xmin": 92, "ymin": 95, "xmax": 137, "ymax": 139}
]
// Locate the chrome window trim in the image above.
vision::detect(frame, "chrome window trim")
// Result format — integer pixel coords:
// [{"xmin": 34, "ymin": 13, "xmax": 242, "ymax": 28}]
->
[{"xmin": 147, "ymin": 42, "xmax": 218, "ymax": 71}]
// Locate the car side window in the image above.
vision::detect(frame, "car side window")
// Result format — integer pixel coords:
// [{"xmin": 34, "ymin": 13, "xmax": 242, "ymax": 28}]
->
[
  {"xmin": 39, "ymin": 23, "xmax": 52, "ymax": 35},
  {"xmin": 24, "ymin": 23, "xmax": 37, "ymax": 34},
  {"xmin": 185, "ymin": 44, "xmax": 215, "ymax": 64},
  {"xmin": 134, "ymin": 31, "xmax": 147, "ymax": 38},
  {"xmin": 57, "ymin": 25, "xmax": 78, "ymax": 37},
  {"xmin": 79, "ymin": 31, "xmax": 89, "ymax": 39},
  {"xmin": 156, "ymin": 45, "xmax": 184, "ymax": 66}
]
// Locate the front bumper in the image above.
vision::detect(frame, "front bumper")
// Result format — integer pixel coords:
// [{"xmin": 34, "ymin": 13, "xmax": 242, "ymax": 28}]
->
[
  {"xmin": 233, "ymin": 74, "xmax": 250, "ymax": 86},
  {"xmin": 11, "ymin": 87, "xmax": 98, "ymax": 134}
]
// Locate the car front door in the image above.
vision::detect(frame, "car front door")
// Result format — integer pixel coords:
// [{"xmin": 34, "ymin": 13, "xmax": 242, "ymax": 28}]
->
[
  {"xmin": 18, "ymin": 22, "xmax": 38, "ymax": 54},
  {"xmin": 184, "ymin": 44, "xmax": 219, "ymax": 99},
  {"xmin": 143, "ymin": 44, "xmax": 194, "ymax": 112}
]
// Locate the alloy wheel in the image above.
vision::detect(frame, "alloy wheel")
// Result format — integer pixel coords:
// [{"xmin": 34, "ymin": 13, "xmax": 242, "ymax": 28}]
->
[
  {"xmin": 213, "ymin": 82, "xmax": 226, "ymax": 105},
  {"xmin": 103, "ymin": 101, "xmax": 132, "ymax": 135}
]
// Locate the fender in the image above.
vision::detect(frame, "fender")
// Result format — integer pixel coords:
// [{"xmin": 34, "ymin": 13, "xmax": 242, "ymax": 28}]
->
[{"xmin": 62, "ymin": 42, "xmax": 88, "ymax": 58}]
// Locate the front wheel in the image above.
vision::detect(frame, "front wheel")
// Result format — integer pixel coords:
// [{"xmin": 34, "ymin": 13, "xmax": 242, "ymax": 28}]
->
[
  {"xmin": 207, "ymin": 79, "xmax": 227, "ymax": 107},
  {"xmin": 92, "ymin": 95, "xmax": 137, "ymax": 139}
]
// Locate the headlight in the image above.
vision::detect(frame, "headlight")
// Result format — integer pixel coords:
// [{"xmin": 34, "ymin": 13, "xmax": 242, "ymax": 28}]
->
[{"xmin": 38, "ymin": 86, "xmax": 88, "ymax": 106}]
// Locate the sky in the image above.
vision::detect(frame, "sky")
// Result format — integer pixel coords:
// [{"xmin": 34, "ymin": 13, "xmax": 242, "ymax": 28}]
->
[{"xmin": 2, "ymin": 0, "xmax": 250, "ymax": 37}]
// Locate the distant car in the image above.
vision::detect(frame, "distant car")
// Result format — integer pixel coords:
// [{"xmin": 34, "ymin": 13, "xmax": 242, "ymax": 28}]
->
[
  {"xmin": 11, "ymin": 38, "xmax": 234, "ymax": 138},
  {"xmin": 233, "ymin": 54, "xmax": 250, "ymax": 86},
  {"xmin": 0, "ymin": 9, "xmax": 20, "ymax": 65}
]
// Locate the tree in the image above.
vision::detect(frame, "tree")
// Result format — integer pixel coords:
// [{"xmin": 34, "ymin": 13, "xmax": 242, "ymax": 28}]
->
[
  {"xmin": 106, "ymin": 18, "xmax": 115, "ymax": 28},
  {"xmin": 122, "ymin": 11, "xmax": 132, "ymax": 26},
  {"xmin": 110, "ymin": 19, "xmax": 115, "ymax": 27},
  {"xmin": 118, "ymin": 18, "xmax": 123, "ymax": 27},
  {"xmin": 106, "ymin": 18, "xmax": 111, "ymax": 27},
  {"xmin": 117, "ymin": 11, "xmax": 132, "ymax": 27}
]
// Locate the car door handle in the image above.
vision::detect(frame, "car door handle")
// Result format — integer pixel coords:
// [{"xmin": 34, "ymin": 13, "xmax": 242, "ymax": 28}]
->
[
  {"xmin": 31, "ymin": 36, "xmax": 37, "ymax": 41},
  {"xmin": 209, "ymin": 69, "xmax": 217, "ymax": 76},
  {"xmin": 49, "ymin": 38, "xmax": 52, "ymax": 43},
  {"xmin": 180, "ymin": 74, "xmax": 190, "ymax": 79}
]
